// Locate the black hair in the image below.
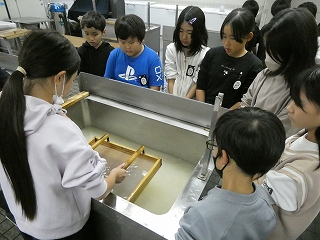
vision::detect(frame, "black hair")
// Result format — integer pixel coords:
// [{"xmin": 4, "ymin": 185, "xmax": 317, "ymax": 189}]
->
[
  {"xmin": 298, "ymin": 1, "xmax": 317, "ymax": 18},
  {"xmin": 173, "ymin": 6, "xmax": 208, "ymax": 56},
  {"xmin": 290, "ymin": 66, "xmax": 320, "ymax": 168},
  {"xmin": 0, "ymin": 30, "xmax": 80, "ymax": 220},
  {"xmin": 264, "ymin": 8, "xmax": 318, "ymax": 87},
  {"xmin": 114, "ymin": 14, "xmax": 145, "ymax": 42},
  {"xmin": 220, "ymin": 8, "xmax": 255, "ymax": 43},
  {"xmin": 271, "ymin": 0, "xmax": 291, "ymax": 16},
  {"xmin": 242, "ymin": 0, "xmax": 259, "ymax": 17},
  {"xmin": 80, "ymin": 10, "xmax": 106, "ymax": 32},
  {"xmin": 213, "ymin": 107, "xmax": 285, "ymax": 177}
]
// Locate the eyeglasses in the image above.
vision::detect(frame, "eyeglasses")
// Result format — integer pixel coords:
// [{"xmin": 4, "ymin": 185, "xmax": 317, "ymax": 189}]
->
[{"xmin": 206, "ymin": 140, "xmax": 218, "ymax": 151}]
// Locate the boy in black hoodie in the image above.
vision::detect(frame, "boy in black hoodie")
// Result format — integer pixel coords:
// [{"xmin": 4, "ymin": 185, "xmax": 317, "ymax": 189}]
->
[{"xmin": 78, "ymin": 11, "xmax": 114, "ymax": 76}]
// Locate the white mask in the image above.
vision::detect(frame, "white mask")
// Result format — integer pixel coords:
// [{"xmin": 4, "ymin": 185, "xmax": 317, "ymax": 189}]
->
[
  {"xmin": 52, "ymin": 75, "xmax": 65, "ymax": 105},
  {"xmin": 265, "ymin": 53, "xmax": 281, "ymax": 72}
]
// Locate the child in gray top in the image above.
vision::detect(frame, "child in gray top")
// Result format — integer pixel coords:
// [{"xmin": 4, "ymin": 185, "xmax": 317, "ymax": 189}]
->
[{"xmin": 176, "ymin": 107, "xmax": 286, "ymax": 240}]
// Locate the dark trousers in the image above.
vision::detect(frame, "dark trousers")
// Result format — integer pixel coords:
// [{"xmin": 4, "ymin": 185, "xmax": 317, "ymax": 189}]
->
[{"xmin": 20, "ymin": 217, "xmax": 99, "ymax": 240}]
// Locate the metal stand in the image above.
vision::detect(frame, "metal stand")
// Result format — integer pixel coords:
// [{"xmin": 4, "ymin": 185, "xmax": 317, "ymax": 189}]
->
[
  {"xmin": 3, "ymin": 0, "xmax": 11, "ymax": 20},
  {"xmin": 92, "ymin": 0, "xmax": 96, "ymax": 11},
  {"xmin": 198, "ymin": 93, "xmax": 224, "ymax": 180}
]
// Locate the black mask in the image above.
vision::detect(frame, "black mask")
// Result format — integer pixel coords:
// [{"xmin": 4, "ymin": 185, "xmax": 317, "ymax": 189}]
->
[{"xmin": 213, "ymin": 154, "xmax": 229, "ymax": 179}]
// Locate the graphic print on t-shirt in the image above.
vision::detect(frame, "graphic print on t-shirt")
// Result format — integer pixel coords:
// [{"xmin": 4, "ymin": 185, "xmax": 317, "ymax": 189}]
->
[
  {"xmin": 119, "ymin": 66, "xmax": 137, "ymax": 81},
  {"xmin": 155, "ymin": 66, "xmax": 162, "ymax": 82},
  {"xmin": 186, "ymin": 65, "xmax": 195, "ymax": 77}
]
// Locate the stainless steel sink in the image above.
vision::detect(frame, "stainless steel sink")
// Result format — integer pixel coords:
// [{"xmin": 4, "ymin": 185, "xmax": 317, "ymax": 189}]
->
[{"xmin": 65, "ymin": 73, "xmax": 228, "ymax": 239}]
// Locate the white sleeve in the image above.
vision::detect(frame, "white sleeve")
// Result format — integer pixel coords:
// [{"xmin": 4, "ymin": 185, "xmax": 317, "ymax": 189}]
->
[
  {"xmin": 262, "ymin": 170, "xmax": 301, "ymax": 211},
  {"xmin": 164, "ymin": 43, "xmax": 178, "ymax": 80}
]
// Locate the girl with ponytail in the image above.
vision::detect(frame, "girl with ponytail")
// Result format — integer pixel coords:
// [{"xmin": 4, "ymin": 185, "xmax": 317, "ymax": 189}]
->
[{"xmin": 0, "ymin": 30, "xmax": 126, "ymax": 239}]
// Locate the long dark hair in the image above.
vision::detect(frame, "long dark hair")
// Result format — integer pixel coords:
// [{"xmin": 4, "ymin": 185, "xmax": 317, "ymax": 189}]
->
[
  {"xmin": 220, "ymin": 8, "xmax": 255, "ymax": 44},
  {"xmin": 0, "ymin": 30, "xmax": 80, "ymax": 220},
  {"xmin": 290, "ymin": 66, "xmax": 320, "ymax": 168},
  {"xmin": 264, "ymin": 8, "xmax": 318, "ymax": 87},
  {"xmin": 173, "ymin": 6, "xmax": 208, "ymax": 56}
]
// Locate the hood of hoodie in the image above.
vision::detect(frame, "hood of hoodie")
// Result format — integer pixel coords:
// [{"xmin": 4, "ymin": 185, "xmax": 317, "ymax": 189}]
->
[{"xmin": 24, "ymin": 95, "xmax": 66, "ymax": 136}]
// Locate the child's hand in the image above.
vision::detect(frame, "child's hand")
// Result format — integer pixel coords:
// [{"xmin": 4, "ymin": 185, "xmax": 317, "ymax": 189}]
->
[{"xmin": 111, "ymin": 163, "xmax": 127, "ymax": 183}]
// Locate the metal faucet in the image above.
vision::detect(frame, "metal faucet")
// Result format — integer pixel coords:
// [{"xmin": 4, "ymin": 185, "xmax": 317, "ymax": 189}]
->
[{"xmin": 198, "ymin": 93, "xmax": 224, "ymax": 180}]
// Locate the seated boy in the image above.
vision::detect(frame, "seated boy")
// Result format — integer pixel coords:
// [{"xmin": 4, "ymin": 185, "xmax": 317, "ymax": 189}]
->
[
  {"xmin": 175, "ymin": 107, "xmax": 286, "ymax": 240},
  {"xmin": 104, "ymin": 14, "xmax": 164, "ymax": 90},
  {"xmin": 77, "ymin": 10, "xmax": 114, "ymax": 77}
]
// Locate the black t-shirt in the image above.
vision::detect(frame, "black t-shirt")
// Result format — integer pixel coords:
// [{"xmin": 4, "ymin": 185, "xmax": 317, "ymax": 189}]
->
[
  {"xmin": 77, "ymin": 41, "xmax": 114, "ymax": 77},
  {"xmin": 197, "ymin": 46, "xmax": 263, "ymax": 108}
]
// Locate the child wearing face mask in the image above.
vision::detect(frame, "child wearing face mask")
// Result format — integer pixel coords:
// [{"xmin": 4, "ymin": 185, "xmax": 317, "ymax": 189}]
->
[
  {"xmin": 165, "ymin": 6, "xmax": 210, "ymax": 98},
  {"xmin": 240, "ymin": 8, "xmax": 318, "ymax": 137},
  {"xmin": 176, "ymin": 107, "xmax": 286, "ymax": 240},
  {"xmin": 0, "ymin": 30, "xmax": 127, "ymax": 239},
  {"xmin": 257, "ymin": 66, "xmax": 320, "ymax": 239}
]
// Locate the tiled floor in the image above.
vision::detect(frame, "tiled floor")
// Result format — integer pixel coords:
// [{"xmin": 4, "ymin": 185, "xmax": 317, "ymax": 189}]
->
[{"xmin": 0, "ymin": 208, "xmax": 23, "ymax": 240}]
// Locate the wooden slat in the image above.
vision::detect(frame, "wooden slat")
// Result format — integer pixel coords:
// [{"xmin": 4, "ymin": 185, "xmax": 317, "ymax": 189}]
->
[
  {"xmin": 91, "ymin": 134, "xmax": 110, "ymax": 149},
  {"xmin": 0, "ymin": 28, "xmax": 30, "ymax": 39},
  {"xmin": 62, "ymin": 91, "xmax": 89, "ymax": 109},
  {"xmin": 123, "ymin": 145, "xmax": 145, "ymax": 170}
]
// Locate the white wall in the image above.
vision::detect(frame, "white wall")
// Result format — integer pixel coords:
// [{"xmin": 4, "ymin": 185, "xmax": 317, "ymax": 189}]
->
[
  {"xmin": 130, "ymin": 0, "xmax": 265, "ymax": 9},
  {"xmin": 1, "ymin": 0, "xmax": 76, "ymax": 20},
  {"xmin": 0, "ymin": 1, "xmax": 8, "ymax": 20}
]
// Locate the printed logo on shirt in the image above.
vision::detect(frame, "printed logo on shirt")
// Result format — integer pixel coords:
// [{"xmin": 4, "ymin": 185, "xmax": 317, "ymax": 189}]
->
[
  {"xmin": 119, "ymin": 65, "xmax": 137, "ymax": 81},
  {"xmin": 155, "ymin": 66, "xmax": 162, "ymax": 82},
  {"xmin": 186, "ymin": 65, "xmax": 195, "ymax": 77},
  {"xmin": 262, "ymin": 181, "xmax": 273, "ymax": 195},
  {"xmin": 139, "ymin": 74, "xmax": 148, "ymax": 86},
  {"xmin": 221, "ymin": 65, "xmax": 235, "ymax": 76},
  {"xmin": 233, "ymin": 80, "xmax": 241, "ymax": 89}
]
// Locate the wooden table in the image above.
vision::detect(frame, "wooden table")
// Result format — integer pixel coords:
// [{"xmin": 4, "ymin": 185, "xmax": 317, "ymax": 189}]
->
[
  {"xmin": 63, "ymin": 35, "xmax": 119, "ymax": 49},
  {"xmin": 6, "ymin": 17, "xmax": 53, "ymax": 29},
  {"xmin": 0, "ymin": 28, "xmax": 30, "ymax": 55}
]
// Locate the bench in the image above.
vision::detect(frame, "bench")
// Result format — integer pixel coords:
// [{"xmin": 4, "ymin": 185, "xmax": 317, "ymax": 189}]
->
[{"xmin": 0, "ymin": 28, "xmax": 30, "ymax": 55}]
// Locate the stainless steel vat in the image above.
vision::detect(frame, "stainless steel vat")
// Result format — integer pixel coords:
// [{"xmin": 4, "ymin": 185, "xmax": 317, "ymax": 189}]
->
[{"xmin": 65, "ymin": 73, "xmax": 228, "ymax": 239}]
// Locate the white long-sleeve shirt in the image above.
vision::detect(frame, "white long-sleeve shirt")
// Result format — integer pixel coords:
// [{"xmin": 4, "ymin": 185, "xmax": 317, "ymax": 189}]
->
[
  {"xmin": 0, "ymin": 95, "xmax": 107, "ymax": 239},
  {"xmin": 165, "ymin": 43, "xmax": 209, "ymax": 97}
]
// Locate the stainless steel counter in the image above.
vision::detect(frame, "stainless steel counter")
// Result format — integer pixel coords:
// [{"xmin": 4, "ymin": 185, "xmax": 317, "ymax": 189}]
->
[{"xmin": 64, "ymin": 73, "xmax": 228, "ymax": 239}]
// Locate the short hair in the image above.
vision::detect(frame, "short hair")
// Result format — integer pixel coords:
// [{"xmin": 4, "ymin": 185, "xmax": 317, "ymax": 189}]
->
[
  {"xmin": 271, "ymin": 0, "xmax": 291, "ymax": 16},
  {"xmin": 173, "ymin": 6, "xmax": 208, "ymax": 56},
  {"xmin": 114, "ymin": 14, "xmax": 145, "ymax": 42},
  {"xmin": 290, "ymin": 66, "xmax": 320, "ymax": 112},
  {"xmin": 220, "ymin": 8, "xmax": 255, "ymax": 43},
  {"xmin": 213, "ymin": 107, "xmax": 285, "ymax": 177},
  {"xmin": 80, "ymin": 11, "xmax": 106, "ymax": 32},
  {"xmin": 298, "ymin": 2, "xmax": 317, "ymax": 18},
  {"xmin": 264, "ymin": 8, "xmax": 318, "ymax": 87},
  {"xmin": 290, "ymin": 66, "xmax": 320, "ymax": 169},
  {"xmin": 242, "ymin": 0, "xmax": 259, "ymax": 17}
]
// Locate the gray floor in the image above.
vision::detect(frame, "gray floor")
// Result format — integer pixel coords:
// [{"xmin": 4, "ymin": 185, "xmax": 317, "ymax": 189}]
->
[{"xmin": 0, "ymin": 208, "xmax": 23, "ymax": 240}]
